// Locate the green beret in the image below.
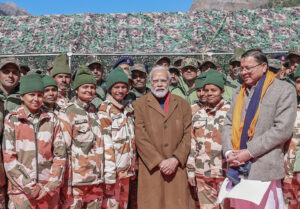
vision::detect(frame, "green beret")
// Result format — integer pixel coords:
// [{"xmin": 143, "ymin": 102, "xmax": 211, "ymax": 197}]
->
[
  {"xmin": 106, "ymin": 66, "xmax": 129, "ymax": 90},
  {"xmin": 73, "ymin": 66, "xmax": 96, "ymax": 89},
  {"xmin": 203, "ymin": 70, "xmax": 225, "ymax": 90},
  {"xmin": 42, "ymin": 74, "xmax": 57, "ymax": 88},
  {"xmin": 20, "ymin": 74, "xmax": 44, "ymax": 95}
]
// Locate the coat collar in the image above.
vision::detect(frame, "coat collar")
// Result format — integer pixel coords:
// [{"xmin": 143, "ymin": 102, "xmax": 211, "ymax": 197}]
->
[{"xmin": 146, "ymin": 92, "xmax": 178, "ymax": 121}]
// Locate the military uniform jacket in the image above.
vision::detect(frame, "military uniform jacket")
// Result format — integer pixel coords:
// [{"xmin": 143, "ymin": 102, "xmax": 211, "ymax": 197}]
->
[
  {"xmin": 292, "ymin": 105, "xmax": 300, "ymax": 172},
  {"xmin": 187, "ymin": 99, "xmax": 230, "ymax": 179},
  {"xmin": 58, "ymin": 98, "xmax": 104, "ymax": 187},
  {"xmin": 2, "ymin": 105, "xmax": 66, "ymax": 197},
  {"xmin": 98, "ymin": 94, "xmax": 136, "ymax": 184},
  {"xmin": 0, "ymin": 99, "xmax": 5, "ymax": 188},
  {"xmin": 0, "ymin": 86, "xmax": 22, "ymax": 116}
]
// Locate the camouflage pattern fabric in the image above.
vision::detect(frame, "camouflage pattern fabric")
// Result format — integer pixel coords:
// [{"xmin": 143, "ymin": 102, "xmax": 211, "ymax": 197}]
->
[
  {"xmin": 187, "ymin": 99, "xmax": 230, "ymax": 179},
  {"xmin": 0, "ymin": 86, "xmax": 21, "ymax": 116},
  {"xmin": 102, "ymin": 178, "xmax": 130, "ymax": 209},
  {"xmin": 7, "ymin": 188, "xmax": 60, "ymax": 209},
  {"xmin": 283, "ymin": 105, "xmax": 300, "ymax": 209},
  {"xmin": 64, "ymin": 185, "xmax": 103, "ymax": 209},
  {"xmin": 58, "ymin": 98, "xmax": 104, "ymax": 188},
  {"xmin": 0, "ymin": 100, "xmax": 6, "ymax": 209},
  {"xmin": 56, "ymin": 90, "xmax": 72, "ymax": 109},
  {"xmin": 41, "ymin": 103, "xmax": 61, "ymax": 116},
  {"xmin": 195, "ymin": 177, "xmax": 225, "ymax": 209},
  {"xmin": 0, "ymin": 9, "xmax": 299, "ymax": 54},
  {"xmin": 90, "ymin": 86, "xmax": 106, "ymax": 109},
  {"xmin": 191, "ymin": 102, "xmax": 204, "ymax": 115},
  {"xmin": 2, "ymin": 105, "xmax": 66, "ymax": 200},
  {"xmin": 125, "ymin": 87, "xmax": 151, "ymax": 103}
]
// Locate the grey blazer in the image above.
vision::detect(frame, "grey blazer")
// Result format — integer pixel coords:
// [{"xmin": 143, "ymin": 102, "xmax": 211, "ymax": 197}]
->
[{"xmin": 222, "ymin": 78, "xmax": 297, "ymax": 181}]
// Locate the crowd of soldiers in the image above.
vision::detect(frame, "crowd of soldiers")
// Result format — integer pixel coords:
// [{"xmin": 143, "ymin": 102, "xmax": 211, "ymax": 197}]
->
[{"xmin": 0, "ymin": 45, "xmax": 299, "ymax": 209}]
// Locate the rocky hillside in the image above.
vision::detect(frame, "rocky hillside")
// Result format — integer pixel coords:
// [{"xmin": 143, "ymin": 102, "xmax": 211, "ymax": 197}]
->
[
  {"xmin": 0, "ymin": 1, "xmax": 29, "ymax": 16},
  {"xmin": 190, "ymin": 0, "xmax": 300, "ymax": 11}
]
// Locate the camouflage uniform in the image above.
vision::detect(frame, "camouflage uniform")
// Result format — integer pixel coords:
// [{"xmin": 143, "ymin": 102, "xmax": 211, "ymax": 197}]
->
[
  {"xmin": 58, "ymin": 98, "xmax": 104, "ymax": 209},
  {"xmin": 98, "ymin": 94, "xmax": 136, "ymax": 209},
  {"xmin": 187, "ymin": 99, "xmax": 230, "ymax": 209},
  {"xmin": 283, "ymin": 104, "xmax": 300, "ymax": 209},
  {"xmin": 0, "ymin": 86, "xmax": 22, "ymax": 116},
  {"xmin": 191, "ymin": 101, "xmax": 205, "ymax": 115},
  {"xmin": 91, "ymin": 86, "xmax": 106, "ymax": 109},
  {"xmin": 0, "ymin": 99, "xmax": 6, "ymax": 209},
  {"xmin": 56, "ymin": 90, "xmax": 72, "ymax": 108},
  {"xmin": 41, "ymin": 104, "xmax": 61, "ymax": 116},
  {"xmin": 2, "ymin": 105, "xmax": 66, "ymax": 209},
  {"xmin": 171, "ymin": 76, "xmax": 198, "ymax": 104}
]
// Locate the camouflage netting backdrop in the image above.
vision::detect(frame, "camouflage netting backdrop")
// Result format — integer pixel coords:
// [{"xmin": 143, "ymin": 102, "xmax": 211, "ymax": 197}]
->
[{"xmin": 0, "ymin": 8, "xmax": 299, "ymax": 75}]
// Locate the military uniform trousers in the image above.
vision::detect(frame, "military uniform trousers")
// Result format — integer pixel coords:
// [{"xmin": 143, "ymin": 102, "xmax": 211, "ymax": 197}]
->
[
  {"xmin": 282, "ymin": 178, "xmax": 300, "ymax": 209},
  {"xmin": 103, "ymin": 177, "xmax": 130, "ymax": 209},
  {"xmin": 195, "ymin": 176, "xmax": 226, "ymax": 209},
  {"xmin": 7, "ymin": 188, "xmax": 60, "ymax": 209},
  {"xmin": 62, "ymin": 184, "xmax": 104, "ymax": 209}
]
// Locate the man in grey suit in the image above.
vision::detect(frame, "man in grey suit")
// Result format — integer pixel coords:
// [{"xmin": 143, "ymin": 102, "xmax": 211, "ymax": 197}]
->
[{"xmin": 222, "ymin": 49, "xmax": 297, "ymax": 208}]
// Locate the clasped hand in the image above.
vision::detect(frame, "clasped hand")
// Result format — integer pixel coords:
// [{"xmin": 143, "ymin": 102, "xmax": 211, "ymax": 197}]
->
[
  {"xmin": 159, "ymin": 157, "xmax": 179, "ymax": 175},
  {"xmin": 227, "ymin": 149, "xmax": 251, "ymax": 167}
]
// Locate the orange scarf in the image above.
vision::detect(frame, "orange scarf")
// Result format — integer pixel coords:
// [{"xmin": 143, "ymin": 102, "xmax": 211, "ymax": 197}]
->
[{"xmin": 231, "ymin": 71, "xmax": 275, "ymax": 150}]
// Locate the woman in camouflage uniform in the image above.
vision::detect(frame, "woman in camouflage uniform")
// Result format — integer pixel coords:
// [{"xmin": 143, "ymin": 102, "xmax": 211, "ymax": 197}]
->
[
  {"xmin": 187, "ymin": 70, "xmax": 230, "ymax": 209},
  {"xmin": 99, "ymin": 67, "xmax": 136, "ymax": 209},
  {"xmin": 2, "ymin": 74, "xmax": 66, "ymax": 209},
  {"xmin": 58, "ymin": 66, "xmax": 104, "ymax": 209}
]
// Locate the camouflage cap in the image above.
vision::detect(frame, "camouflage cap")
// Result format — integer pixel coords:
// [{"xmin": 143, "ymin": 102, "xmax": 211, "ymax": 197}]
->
[
  {"xmin": 181, "ymin": 58, "xmax": 198, "ymax": 69},
  {"xmin": 268, "ymin": 59, "xmax": 281, "ymax": 72},
  {"xmin": 0, "ymin": 57, "xmax": 20, "ymax": 71},
  {"xmin": 230, "ymin": 47, "xmax": 245, "ymax": 64},
  {"xmin": 129, "ymin": 64, "xmax": 147, "ymax": 74},
  {"xmin": 173, "ymin": 56, "xmax": 185, "ymax": 67},
  {"xmin": 200, "ymin": 56, "xmax": 217, "ymax": 68},
  {"xmin": 85, "ymin": 55, "xmax": 102, "ymax": 66},
  {"xmin": 287, "ymin": 45, "xmax": 300, "ymax": 59},
  {"xmin": 169, "ymin": 65, "xmax": 180, "ymax": 75},
  {"xmin": 155, "ymin": 56, "xmax": 171, "ymax": 65}
]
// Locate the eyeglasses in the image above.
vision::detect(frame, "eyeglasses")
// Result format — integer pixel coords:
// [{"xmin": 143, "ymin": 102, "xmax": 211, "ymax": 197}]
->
[
  {"xmin": 151, "ymin": 79, "xmax": 168, "ymax": 84},
  {"xmin": 240, "ymin": 63, "xmax": 263, "ymax": 73}
]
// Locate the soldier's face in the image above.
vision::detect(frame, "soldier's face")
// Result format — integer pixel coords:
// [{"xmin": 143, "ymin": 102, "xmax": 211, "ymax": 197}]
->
[
  {"xmin": 76, "ymin": 84, "xmax": 96, "ymax": 103},
  {"xmin": 110, "ymin": 82, "xmax": 129, "ymax": 103},
  {"xmin": 43, "ymin": 86, "xmax": 58, "ymax": 106},
  {"xmin": 295, "ymin": 77, "xmax": 300, "ymax": 97},
  {"xmin": 196, "ymin": 88, "xmax": 207, "ymax": 103},
  {"xmin": 169, "ymin": 71, "xmax": 179, "ymax": 84},
  {"xmin": 88, "ymin": 63, "xmax": 103, "ymax": 82},
  {"xmin": 201, "ymin": 62, "xmax": 215, "ymax": 72},
  {"xmin": 230, "ymin": 61, "xmax": 241, "ymax": 79},
  {"xmin": 131, "ymin": 71, "xmax": 146, "ymax": 90},
  {"xmin": 182, "ymin": 67, "xmax": 197, "ymax": 82},
  {"xmin": 21, "ymin": 91, "xmax": 43, "ymax": 113},
  {"xmin": 289, "ymin": 55, "xmax": 300, "ymax": 73},
  {"xmin": 53, "ymin": 74, "xmax": 71, "ymax": 91},
  {"xmin": 204, "ymin": 84, "xmax": 223, "ymax": 107},
  {"xmin": 240, "ymin": 57, "xmax": 267, "ymax": 87},
  {"xmin": 0, "ymin": 64, "xmax": 20, "ymax": 92}
]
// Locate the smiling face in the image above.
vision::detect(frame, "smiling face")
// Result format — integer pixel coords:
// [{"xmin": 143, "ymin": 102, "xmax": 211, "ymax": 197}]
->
[
  {"xmin": 21, "ymin": 91, "xmax": 44, "ymax": 114},
  {"xmin": 204, "ymin": 84, "xmax": 223, "ymax": 107},
  {"xmin": 181, "ymin": 66, "xmax": 197, "ymax": 82},
  {"xmin": 240, "ymin": 56, "xmax": 267, "ymax": 87},
  {"xmin": 131, "ymin": 70, "xmax": 147, "ymax": 90},
  {"xmin": 0, "ymin": 63, "xmax": 20, "ymax": 94},
  {"xmin": 76, "ymin": 83, "xmax": 96, "ymax": 103},
  {"xmin": 110, "ymin": 82, "xmax": 129, "ymax": 103},
  {"xmin": 196, "ymin": 88, "xmax": 207, "ymax": 103},
  {"xmin": 150, "ymin": 69, "xmax": 169, "ymax": 98}
]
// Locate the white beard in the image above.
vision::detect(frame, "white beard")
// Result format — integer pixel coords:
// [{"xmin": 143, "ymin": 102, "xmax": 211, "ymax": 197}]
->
[{"xmin": 151, "ymin": 87, "xmax": 168, "ymax": 98}]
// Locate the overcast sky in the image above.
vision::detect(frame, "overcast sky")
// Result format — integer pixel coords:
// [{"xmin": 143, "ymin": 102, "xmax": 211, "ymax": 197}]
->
[{"xmin": 4, "ymin": 0, "xmax": 194, "ymax": 15}]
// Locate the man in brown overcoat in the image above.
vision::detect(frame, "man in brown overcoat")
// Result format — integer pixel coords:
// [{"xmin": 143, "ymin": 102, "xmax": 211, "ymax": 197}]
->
[{"xmin": 133, "ymin": 66, "xmax": 195, "ymax": 209}]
